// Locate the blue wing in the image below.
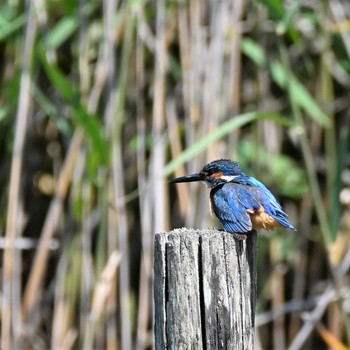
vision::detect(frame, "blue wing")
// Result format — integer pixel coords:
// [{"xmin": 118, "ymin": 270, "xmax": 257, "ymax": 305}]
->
[
  {"xmin": 244, "ymin": 177, "xmax": 296, "ymax": 231},
  {"xmin": 210, "ymin": 179, "xmax": 296, "ymax": 233},
  {"xmin": 210, "ymin": 183, "xmax": 261, "ymax": 233}
]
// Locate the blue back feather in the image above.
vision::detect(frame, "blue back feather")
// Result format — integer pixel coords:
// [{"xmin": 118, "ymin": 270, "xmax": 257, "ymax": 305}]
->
[{"xmin": 210, "ymin": 176, "xmax": 296, "ymax": 233}]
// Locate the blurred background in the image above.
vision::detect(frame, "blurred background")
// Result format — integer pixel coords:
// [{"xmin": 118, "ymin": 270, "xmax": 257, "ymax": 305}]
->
[{"xmin": 1, "ymin": 0, "xmax": 350, "ymax": 349}]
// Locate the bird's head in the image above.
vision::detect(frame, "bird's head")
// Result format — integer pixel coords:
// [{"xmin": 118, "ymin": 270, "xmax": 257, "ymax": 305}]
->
[{"xmin": 169, "ymin": 159, "xmax": 245, "ymax": 188}]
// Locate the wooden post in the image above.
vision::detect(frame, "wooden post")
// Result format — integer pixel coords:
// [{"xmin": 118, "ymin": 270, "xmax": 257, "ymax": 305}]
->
[{"xmin": 154, "ymin": 228, "xmax": 257, "ymax": 350}]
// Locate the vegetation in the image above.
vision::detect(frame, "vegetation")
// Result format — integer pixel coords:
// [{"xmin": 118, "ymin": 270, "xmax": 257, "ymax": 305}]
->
[{"xmin": 1, "ymin": 0, "xmax": 349, "ymax": 349}]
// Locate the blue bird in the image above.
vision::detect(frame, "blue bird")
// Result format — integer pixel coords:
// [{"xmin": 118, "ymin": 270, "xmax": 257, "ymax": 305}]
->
[{"xmin": 169, "ymin": 159, "xmax": 296, "ymax": 239}]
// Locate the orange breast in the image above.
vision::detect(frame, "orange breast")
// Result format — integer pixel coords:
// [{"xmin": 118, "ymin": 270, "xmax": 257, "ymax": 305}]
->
[{"xmin": 247, "ymin": 206, "xmax": 281, "ymax": 231}]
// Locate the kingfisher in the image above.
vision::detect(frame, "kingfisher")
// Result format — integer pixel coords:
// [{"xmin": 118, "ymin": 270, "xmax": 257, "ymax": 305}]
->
[{"xmin": 169, "ymin": 159, "xmax": 296, "ymax": 239}]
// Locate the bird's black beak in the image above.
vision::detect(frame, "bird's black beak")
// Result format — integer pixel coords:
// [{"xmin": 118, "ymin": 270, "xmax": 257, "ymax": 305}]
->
[{"xmin": 168, "ymin": 173, "xmax": 203, "ymax": 183}]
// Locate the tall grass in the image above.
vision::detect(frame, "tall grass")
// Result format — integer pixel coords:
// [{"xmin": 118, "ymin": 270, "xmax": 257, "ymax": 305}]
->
[{"xmin": 1, "ymin": 0, "xmax": 349, "ymax": 349}]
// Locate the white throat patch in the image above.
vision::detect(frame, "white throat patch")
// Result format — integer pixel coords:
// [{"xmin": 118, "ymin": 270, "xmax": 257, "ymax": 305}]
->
[{"xmin": 221, "ymin": 175, "xmax": 238, "ymax": 182}]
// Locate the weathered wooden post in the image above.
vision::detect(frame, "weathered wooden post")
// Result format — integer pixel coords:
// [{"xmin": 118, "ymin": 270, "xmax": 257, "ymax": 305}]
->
[{"xmin": 154, "ymin": 228, "xmax": 257, "ymax": 349}]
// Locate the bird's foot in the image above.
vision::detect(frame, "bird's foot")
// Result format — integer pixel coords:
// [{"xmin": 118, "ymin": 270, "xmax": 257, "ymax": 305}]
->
[
  {"xmin": 217, "ymin": 229, "xmax": 247, "ymax": 240},
  {"xmin": 231, "ymin": 232, "xmax": 247, "ymax": 240}
]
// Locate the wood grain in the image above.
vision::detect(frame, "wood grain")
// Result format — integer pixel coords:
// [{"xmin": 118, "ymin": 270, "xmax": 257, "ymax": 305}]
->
[{"xmin": 154, "ymin": 228, "xmax": 257, "ymax": 350}]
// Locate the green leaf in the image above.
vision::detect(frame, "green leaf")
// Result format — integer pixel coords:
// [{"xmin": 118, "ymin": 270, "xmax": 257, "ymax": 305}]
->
[
  {"xmin": 38, "ymin": 46, "xmax": 109, "ymax": 168},
  {"xmin": 45, "ymin": 16, "xmax": 78, "ymax": 49},
  {"xmin": 38, "ymin": 45, "xmax": 78, "ymax": 101},
  {"xmin": 241, "ymin": 38, "xmax": 331, "ymax": 127},
  {"xmin": 276, "ymin": 0, "xmax": 301, "ymax": 35},
  {"xmin": 0, "ymin": 107, "xmax": 9, "ymax": 122},
  {"xmin": 270, "ymin": 63, "xmax": 331, "ymax": 127},
  {"xmin": 257, "ymin": 0, "xmax": 300, "ymax": 41},
  {"xmin": 73, "ymin": 106, "xmax": 109, "ymax": 166},
  {"xmin": 257, "ymin": 0, "xmax": 285, "ymax": 19},
  {"xmin": 0, "ymin": 13, "xmax": 26, "ymax": 41},
  {"xmin": 33, "ymin": 84, "xmax": 58, "ymax": 117},
  {"xmin": 241, "ymin": 39, "xmax": 267, "ymax": 66},
  {"xmin": 162, "ymin": 112, "xmax": 290, "ymax": 177}
]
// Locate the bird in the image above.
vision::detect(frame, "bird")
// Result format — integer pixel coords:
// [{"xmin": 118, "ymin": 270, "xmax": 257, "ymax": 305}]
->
[{"xmin": 169, "ymin": 159, "xmax": 296, "ymax": 239}]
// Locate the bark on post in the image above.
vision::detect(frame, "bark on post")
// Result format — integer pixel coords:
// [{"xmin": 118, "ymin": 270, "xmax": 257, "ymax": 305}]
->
[{"xmin": 154, "ymin": 228, "xmax": 257, "ymax": 350}]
